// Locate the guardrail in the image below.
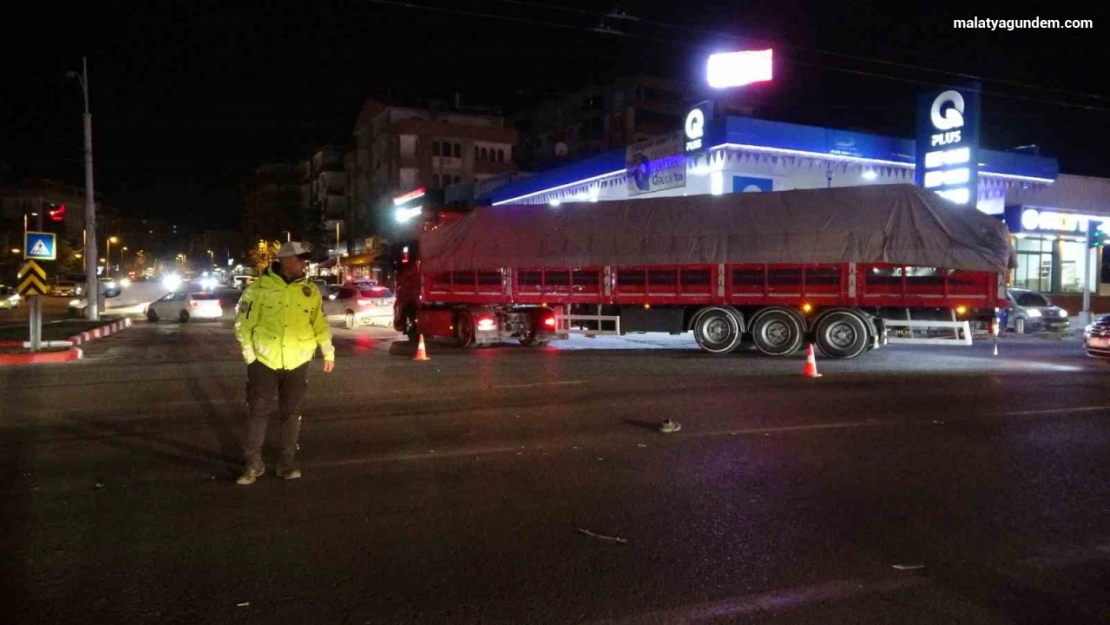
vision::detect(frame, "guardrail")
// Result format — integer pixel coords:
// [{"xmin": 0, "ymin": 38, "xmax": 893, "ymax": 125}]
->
[
  {"xmin": 882, "ymin": 320, "xmax": 973, "ymax": 346},
  {"xmin": 555, "ymin": 313, "xmax": 622, "ymax": 336}
]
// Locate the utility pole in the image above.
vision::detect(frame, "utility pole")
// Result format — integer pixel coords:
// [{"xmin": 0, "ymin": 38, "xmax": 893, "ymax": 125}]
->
[{"xmin": 69, "ymin": 57, "xmax": 99, "ymax": 320}]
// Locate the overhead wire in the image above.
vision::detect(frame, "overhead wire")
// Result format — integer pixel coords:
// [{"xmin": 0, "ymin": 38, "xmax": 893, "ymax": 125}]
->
[{"xmin": 489, "ymin": 0, "xmax": 1110, "ymax": 103}]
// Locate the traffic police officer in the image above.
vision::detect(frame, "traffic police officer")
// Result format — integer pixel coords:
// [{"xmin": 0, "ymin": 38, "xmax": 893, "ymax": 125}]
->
[{"xmin": 234, "ymin": 241, "xmax": 335, "ymax": 484}]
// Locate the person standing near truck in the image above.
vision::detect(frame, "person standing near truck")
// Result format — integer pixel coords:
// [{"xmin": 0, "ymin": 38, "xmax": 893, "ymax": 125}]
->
[{"xmin": 233, "ymin": 241, "xmax": 335, "ymax": 485}]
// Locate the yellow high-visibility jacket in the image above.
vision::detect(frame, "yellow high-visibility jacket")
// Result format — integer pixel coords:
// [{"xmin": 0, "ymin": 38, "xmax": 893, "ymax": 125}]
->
[{"xmin": 234, "ymin": 268, "xmax": 334, "ymax": 369}]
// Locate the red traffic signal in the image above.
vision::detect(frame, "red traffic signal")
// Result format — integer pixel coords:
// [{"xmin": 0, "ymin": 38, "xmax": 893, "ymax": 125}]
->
[{"xmin": 48, "ymin": 204, "xmax": 66, "ymax": 222}]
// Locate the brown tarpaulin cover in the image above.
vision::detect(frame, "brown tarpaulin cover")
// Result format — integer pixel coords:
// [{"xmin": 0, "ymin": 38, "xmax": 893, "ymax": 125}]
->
[{"xmin": 421, "ymin": 184, "xmax": 1014, "ymax": 274}]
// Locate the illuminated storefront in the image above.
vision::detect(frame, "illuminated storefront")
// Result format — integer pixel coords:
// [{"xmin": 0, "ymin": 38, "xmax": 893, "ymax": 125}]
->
[{"xmin": 1003, "ymin": 206, "xmax": 1104, "ymax": 294}]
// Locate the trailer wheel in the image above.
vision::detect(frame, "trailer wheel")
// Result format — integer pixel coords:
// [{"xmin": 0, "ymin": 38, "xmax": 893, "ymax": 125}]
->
[
  {"xmin": 814, "ymin": 310, "xmax": 869, "ymax": 359},
  {"xmin": 455, "ymin": 312, "xmax": 477, "ymax": 348},
  {"xmin": 692, "ymin": 307, "xmax": 744, "ymax": 354},
  {"xmin": 402, "ymin": 307, "xmax": 418, "ymax": 341},
  {"xmin": 751, "ymin": 309, "xmax": 803, "ymax": 356}
]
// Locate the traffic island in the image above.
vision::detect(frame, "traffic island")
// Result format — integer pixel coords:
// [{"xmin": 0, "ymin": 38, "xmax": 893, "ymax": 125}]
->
[{"xmin": 0, "ymin": 317, "xmax": 132, "ymax": 364}]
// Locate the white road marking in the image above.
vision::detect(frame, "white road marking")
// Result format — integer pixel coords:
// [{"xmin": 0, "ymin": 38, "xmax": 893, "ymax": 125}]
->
[
  {"xmin": 588, "ymin": 577, "xmax": 924, "ymax": 624},
  {"xmin": 988, "ymin": 405, "xmax": 1110, "ymax": 417}
]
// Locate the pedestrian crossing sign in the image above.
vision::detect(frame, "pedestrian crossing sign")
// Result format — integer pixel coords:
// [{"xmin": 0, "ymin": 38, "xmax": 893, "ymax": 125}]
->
[{"xmin": 24, "ymin": 231, "xmax": 56, "ymax": 261}]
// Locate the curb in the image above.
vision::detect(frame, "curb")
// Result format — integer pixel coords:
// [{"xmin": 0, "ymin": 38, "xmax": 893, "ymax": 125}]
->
[
  {"xmin": 68, "ymin": 317, "xmax": 133, "ymax": 346},
  {"xmin": 0, "ymin": 318, "xmax": 131, "ymax": 365},
  {"xmin": 0, "ymin": 347, "xmax": 83, "ymax": 365}
]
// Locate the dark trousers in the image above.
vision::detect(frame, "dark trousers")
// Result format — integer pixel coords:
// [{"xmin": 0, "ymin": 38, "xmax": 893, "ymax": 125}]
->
[{"xmin": 243, "ymin": 361, "xmax": 309, "ymax": 467}]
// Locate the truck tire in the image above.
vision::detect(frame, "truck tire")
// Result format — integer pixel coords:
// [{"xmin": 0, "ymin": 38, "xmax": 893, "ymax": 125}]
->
[
  {"xmin": 402, "ymin": 307, "xmax": 419, "ymax": 341},
  {"xmin": 692, "ymin": 307, "xmax": 744, "ymax": 354},
  {"xmin": 455, "ymin": 312, "xmax": 477, "ymax": 348},
  {"xmin": 814, "ymin": 310, "xmax": 869, "ymax": 359},
  {"xmin": 750, "ymin": 308, "xmax": 803, "ymax": 356}
]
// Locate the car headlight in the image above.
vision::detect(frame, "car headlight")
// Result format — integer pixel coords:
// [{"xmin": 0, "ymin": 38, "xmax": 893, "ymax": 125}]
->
[
  {"xmin": 69, "ymin": 299, "xmax": 81, "ymax": 307},
  {"xmin": 1058, "ymin": 308, "xmax": 1068, "ymax": 317},
  {"xmin": 120, "ymin": 278, "xmax": 131, "ymax": 287},
  {"xmin": 105, "ymin": 281, "xmax": 117, "ymax": 289},
  {"xmin": 1027, "ymin": 309, "xmax": 1042, "ymax": 318}
]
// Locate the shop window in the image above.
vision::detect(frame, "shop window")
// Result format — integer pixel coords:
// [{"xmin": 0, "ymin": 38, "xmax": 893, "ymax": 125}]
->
[
  {"xmin": 454, "ymin": 176, "xmax": 461, "ymax": 184},
  {"xmin": 498, "ymin": 149, "xmax": 505, "ymax": 163},
  {"xmin": 432, "ymin": 174, "xmax": 440, "ymax": 188},
  {"xmin": 453, "ymin": 143, "xmax": 462, "ymax": 158},
  {"xmin": 433, "ymin": 141, "xmax": 441, "ymax": 157},
  {"xmin": 481, "ymin": 147, "xmax": 489, "ymax": 161},
  {"xmin": 474, "ymin": 146, "xmax": 479, "ymax": 160}
]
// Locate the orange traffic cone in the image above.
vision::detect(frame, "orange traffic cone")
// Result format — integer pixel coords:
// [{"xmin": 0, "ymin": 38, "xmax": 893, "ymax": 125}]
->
[
  {"xmin": 413, "ymin": 334, "xmax": 430, "ymax": 361},
  {"xmin": 802, "ymin": 344, "xmax": 822, "ymax": 378}
]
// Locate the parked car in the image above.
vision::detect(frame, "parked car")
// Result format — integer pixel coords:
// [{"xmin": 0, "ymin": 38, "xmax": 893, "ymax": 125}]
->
[
  {"xmin": 145, "ymin": 291, "xmax": 223, "ymax": 323},
  {"xmin": 0, "ymin": 285, "xmax": 22, "ymax": 309},
  {"xmin": 52, "ymin": 281, "xmax": 83, "ymax": 297},
  {"xmin": 322, "ymin": 285, "xmax": 395, "ymax": 329},
  {"xmin": 1005, "ymin": 288, "xmax": 1070, "ymax": 334},
  {"xmin": 1085, "ymin": 314, "xmax": 1110, "ymax": 358}
]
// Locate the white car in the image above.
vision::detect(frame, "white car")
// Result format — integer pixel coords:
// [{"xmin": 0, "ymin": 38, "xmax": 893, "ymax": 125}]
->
[
  {"xmin": 145, "ymin": 291, "xmax": 223, "ymax": 323},
  {"xmin": 323, "ymin": 285, "xmax": 395, "ymax": 329},
  {"xmin": 52, "ymin": 281, "xmax": 83, "ymax": 297},
  {"xmin": 0, "ymin": 285, "xmax": 22, "ymax": 309}
]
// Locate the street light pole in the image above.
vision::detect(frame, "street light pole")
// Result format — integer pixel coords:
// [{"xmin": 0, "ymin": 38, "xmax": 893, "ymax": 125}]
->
[{"xmin": 70, "ymin": 57, "xmax": 99, "ymax": 320}]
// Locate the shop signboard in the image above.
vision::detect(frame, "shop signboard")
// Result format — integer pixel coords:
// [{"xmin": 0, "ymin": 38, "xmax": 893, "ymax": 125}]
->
[
  {"xmin": 684, "ymin": 101, "xmax": 713, "ymax": 157},
  {"xmin": 915, "ymin": 86, "xmax": 980, "ymax": 206},
  {"xmin": 626, "ymin": 131, "xmax": 686, "ymax": 196},
  {"xmin": 1004, "ymin": 206, "xmax": 1110, "ymax": 235}
]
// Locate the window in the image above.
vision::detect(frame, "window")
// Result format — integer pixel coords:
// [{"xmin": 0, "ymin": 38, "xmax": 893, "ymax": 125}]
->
[
  {"xmin": 453, "ymin": 143, "xmax": 461, "ymax": 158},
  {"xmin": 474, "ymin": 146, "xmax": 479, "ymax": 160},
  {"xmin": 497, "ymin": 149, "xmax": 504, "ymax": 163},
  {"xmin": 338, "ymin": 287, "xmax": 358, "ymax": 300},
  {"xmin": 433, "ymin": 141, "xmax": 441, "ymax": 157},
  {"xmin": 433, "ymin": 174, "xmax": 440, "ymax": 188},
  {"xmin": 480, "ymin": 147, "xmax": 489, "ymax": 161},
  {"xmin": 454, "ymin": 176, "xmax": 461, "ymax": 184},
  {"xmin": 1017, "ymin": 292, "xmax": 1050, "ymax": 307}
]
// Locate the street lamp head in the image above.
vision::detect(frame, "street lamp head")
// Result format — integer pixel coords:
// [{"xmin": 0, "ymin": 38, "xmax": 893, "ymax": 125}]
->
[{"xmin": 109, "ymin": 236, "xmax": 118, "ymax": 243}]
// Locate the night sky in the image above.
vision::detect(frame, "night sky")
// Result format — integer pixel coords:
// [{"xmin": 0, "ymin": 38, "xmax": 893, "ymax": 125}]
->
[{"xmin": 4, "ymin": 0, "xmax": 1108, "ymax": 231}]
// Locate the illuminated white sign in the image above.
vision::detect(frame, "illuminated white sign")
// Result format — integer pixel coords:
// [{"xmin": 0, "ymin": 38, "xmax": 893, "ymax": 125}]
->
[
  {"xmin": 707, "ymin": 49, "xmax": 773, "ymax": 88},
  {"xmin": 395, "ymin": 206, "xmax": 422, "ymax": 223},
  {"xmin": 685, "ymin": 109, "xmax": 705, "ymax": 151},
  {"xmin": 1020, "ymin": 208, "xmax": 1107, "ymax": 234},
  {"xmin": 930, "ymin": 91, "xmax": 965, "ymax": 131}
]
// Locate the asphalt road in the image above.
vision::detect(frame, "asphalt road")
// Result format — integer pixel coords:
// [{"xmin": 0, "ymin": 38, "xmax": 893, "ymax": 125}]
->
[{"xmin": 3, "ymin": 321, "xmax": 1110, "ymax": 624}]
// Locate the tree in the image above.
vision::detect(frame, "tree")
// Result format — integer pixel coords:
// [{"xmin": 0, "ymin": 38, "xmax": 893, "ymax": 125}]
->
[{"xmin": 247, "ymin": 239, "xmax": 281, "ymax": 270}]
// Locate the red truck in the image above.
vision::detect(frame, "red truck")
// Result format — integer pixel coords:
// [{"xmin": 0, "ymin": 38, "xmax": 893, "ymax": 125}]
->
[{"xmin": 394, "ymin": 184, "xmax": 1010, "ymax": 359}]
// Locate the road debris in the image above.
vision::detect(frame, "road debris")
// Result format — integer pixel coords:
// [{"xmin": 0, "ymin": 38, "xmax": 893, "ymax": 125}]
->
[
  {"xmin": 578, "ymin": 528, "xmax": 629, "ymax": 544},
  {"xmin": 893, "ymin": 564, "xmax": 925, "ymax": 570}
]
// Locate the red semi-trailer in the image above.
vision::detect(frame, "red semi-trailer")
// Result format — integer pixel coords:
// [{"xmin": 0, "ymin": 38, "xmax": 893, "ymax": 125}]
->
[{"xmin": 394, "ymin": 184, "xmax": 1011, "ymax": 359}]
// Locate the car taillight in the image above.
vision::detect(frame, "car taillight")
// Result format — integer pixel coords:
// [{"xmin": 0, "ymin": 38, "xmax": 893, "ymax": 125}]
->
[
  {"xmin": 543, "ymin": 316, "xmax": 556, "ymax": 328},
  {"xmin": 357, "ymin": 298, "xmax": 372, "ymax": 306},
  {"xmin": 476, "ymin": 317, "xmax": 496, "ymax": 331}
]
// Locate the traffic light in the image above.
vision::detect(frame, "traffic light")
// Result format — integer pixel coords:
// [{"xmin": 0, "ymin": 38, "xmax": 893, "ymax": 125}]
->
[
  {"xmin": 47, "ymin": 203, "xmax": 66, "ymax": 223},
  {"xmin": 1089, "ymin": 223, "xmax": 1108, "ymax": 249}
]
